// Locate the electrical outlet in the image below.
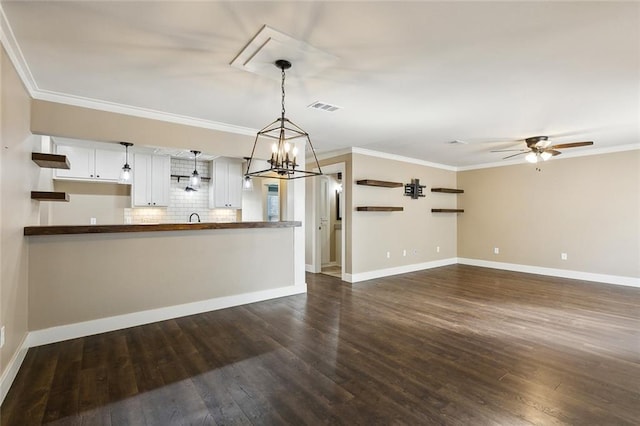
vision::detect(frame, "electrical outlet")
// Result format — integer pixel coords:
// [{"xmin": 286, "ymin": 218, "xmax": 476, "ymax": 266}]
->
[
  {"xmin": 90, "ymin": 217, "xmax": 97, "ymax": 225},
  {"xmin": 561, "ymin": 253, "xmax": 568, "ymax": 260},
  {"xmin": 436, "ymin": 246, "xmax": 440, "ymax": 253},
  {"xmin": 403, "ymin": 249, "xmax": 407, "ymax": 257},
  {"xmin": 0, "ymin": 326, "xmax": 5, "ymax": 349},
  {"xmin": 494, "ymin": 247, "xmax": 500, "ymax": 255},
  {"xmin": 386, "ymin": 251, "xmax": 391, "ymax": 259}
]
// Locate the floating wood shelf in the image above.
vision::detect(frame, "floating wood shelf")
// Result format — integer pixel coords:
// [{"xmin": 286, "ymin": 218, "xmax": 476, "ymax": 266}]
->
[
  {"xmin": 32, "ymin": 153, "xmax": 70, "ymax": 169},
  {"xmin": 357, "ymin": 206, "xmax": 404, "ymax": 212},
  {"xmin": 431, "ymin": 209, "xmax": 464, "ymax": 213},
  {"xmin": 356, "ymin": 180, "xmax": 403, "ymax": 188},
  {"xmin": 31, "ymin": 191, "xmax": 69, "ymax": 202},
  {"xmin": 431, "ymin": 188, "xmax": 464, "ymax": 194},
  {"xmin": 171, "ymin": 174, "xmax": 211, "ymax": 182}
]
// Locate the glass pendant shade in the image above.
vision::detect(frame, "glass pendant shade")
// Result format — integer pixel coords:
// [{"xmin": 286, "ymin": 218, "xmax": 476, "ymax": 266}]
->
[
  {"xmin": 190, "ymin": 170, "xmax": 200, "ymax": 188},
  {"xmin": 119, "ymin": 142, "xmax": 133, "ymax": 184},
  {"xmin": 243, "ymin": 175, "xmax": 254, "ymax": 191},
  {"xmin": 189, "ymin": 150, "xmax": 201, "ymax": 189},
  {"xmin": 540, "ymin": 151, "xmax": 552, "ymax": 161},
  {"xmin": 120, "ymin": 164, "xmax": 131, "ymax": 182}
]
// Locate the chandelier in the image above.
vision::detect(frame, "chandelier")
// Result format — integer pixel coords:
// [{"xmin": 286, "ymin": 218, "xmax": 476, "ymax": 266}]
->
[{"xmin": 245, "ymin": 59, "xmax": 322, "ymax": 180}]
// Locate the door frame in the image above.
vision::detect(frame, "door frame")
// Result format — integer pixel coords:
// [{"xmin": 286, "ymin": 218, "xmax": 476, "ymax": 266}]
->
[{"xmin": 310, "ymin": 162, "xmax": 346, "ymax": 277}]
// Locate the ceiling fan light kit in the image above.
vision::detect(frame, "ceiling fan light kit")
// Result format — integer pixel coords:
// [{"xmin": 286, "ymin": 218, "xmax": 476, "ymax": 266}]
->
[{"xmin": 492, "ymin": 135, "xmax": 594, "ymax": 163}]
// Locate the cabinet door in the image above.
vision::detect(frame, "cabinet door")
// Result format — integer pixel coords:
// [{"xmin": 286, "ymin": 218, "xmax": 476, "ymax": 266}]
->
[
  {"xmin": 151, "ymin": 155, "xmax": 170, "ymax": 207},
  {"xmin": 226, "ymin": 160, "xmax": 243, "ymax": 209},
  {"xmin": 95, "ymin": 149, "xmax": 125, "ymax": 181},
  {"xmin": 212, "ymin": 160, "xmax": 228, "ymax": 208},
  {"xmin": 54, "ymin": 145, "xmax": 95, "ymax": 179},
  {"xmin": 132, "ymin": 153, "xmax": 152, "ymax": 206},
  {"xmin": 211, "ymin": 158, "xmax": 243, "ymax": 209}
]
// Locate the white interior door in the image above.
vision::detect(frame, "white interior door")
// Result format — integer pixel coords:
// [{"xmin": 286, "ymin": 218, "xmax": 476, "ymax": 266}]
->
[{"xmin": 319, "ymin": 176, "xmax": 331, "ymax": 265}]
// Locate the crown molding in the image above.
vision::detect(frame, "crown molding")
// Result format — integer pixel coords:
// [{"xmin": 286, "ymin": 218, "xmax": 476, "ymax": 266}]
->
[
  {"xmin": 34, "ymin": 89, "xmax": 258, "ymax": 136},
  {"xmin": 351, "ymin": 147, "xmax": 458, "ymax": 171},
  {"xmin": 0, "ymin": 4, "xmax": 38, "ymax": 97}
]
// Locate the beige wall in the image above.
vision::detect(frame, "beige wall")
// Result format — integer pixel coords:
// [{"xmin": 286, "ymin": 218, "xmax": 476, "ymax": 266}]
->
[
  {"xmin": 31, "ymin": 100, "xmax": 270, "ymax": 159},
  {"xmin": 51, "ymin": 181, "xmax": 130, "ymax": 225},
  {"xmin": 0, "ymin": 46, "xmax": 41, "ymax": 378},
  {"xmin": 458, "ymin": 151, "xmax": 640, "ymax": 278},
  {"xmin": 28, "ymin": 228, "xmax": 296, "ymax": 330},
  {"xmin": 352, "ymin": 154, "xmax": 458, "ymax": 275}
]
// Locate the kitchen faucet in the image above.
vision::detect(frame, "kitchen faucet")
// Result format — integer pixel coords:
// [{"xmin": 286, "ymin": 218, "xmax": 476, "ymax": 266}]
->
[{"xmin": 189, "ymin": 213, "xmax": 201, "ymax": 223}]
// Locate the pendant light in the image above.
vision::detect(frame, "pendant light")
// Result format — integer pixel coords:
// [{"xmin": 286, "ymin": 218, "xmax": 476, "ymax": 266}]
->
[
  {"xmin": 189, "ymin": 150, "xmax": 201, "ymax": 189},
  {"xmin": 245, "ymin": 59, "xmax": 322, "ymax": 180},
  {"xmin": 119, "ymin": 142, "xmax": 133, "ymax": 184},
  {"xmin": 242, "ymin": 157, "xmax": 254, "ymax": 191}
]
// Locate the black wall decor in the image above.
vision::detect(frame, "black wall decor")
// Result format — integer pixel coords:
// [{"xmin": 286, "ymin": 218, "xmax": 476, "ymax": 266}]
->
[{"xmin": 404, "ymin": 179, "xmax": 426, "ymax": 199}]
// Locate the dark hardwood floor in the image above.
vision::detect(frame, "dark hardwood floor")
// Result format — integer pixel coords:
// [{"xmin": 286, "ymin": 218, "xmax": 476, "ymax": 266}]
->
[{"xmin": 3, "ymin": 265, "xmax": 639, "ymax": 425}]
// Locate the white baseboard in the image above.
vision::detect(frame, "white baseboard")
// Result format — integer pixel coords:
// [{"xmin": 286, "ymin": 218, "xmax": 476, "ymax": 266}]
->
[
  {"xmin": 347, "ymin": 258, "xmax": 458, "ymax": 283},
  {"xmin": 305, "ymin": 263, "xmax": 314, "ymax": 273},
  {"xmin": 28, "ymin": 284, "xmax": 307, "ymax": 348},
  {"xmin": 457, "ymin": 258, "xmax": 640, "ymax": 288},
  {"xmin": 0, "ymin": 333, "xmax": 29, "ymax": 406}
]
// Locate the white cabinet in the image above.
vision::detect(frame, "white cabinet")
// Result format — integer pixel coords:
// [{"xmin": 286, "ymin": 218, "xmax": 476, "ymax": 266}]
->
[
  {"xmin": 210, "ymin": 157, "xmax": 242, "ymax": 209},
  {"xmin": 132, "ymin": 153, "xmax": 170, "ymax": 207},
  {"xmin": 54, "ymin": 144, "xmax": 125, "ymax": 182}
]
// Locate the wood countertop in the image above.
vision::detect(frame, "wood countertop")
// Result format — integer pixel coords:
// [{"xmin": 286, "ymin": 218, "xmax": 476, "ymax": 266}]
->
[{"xmin": 24, "ymin": 221, "xmax": 302, "ymax": 236}]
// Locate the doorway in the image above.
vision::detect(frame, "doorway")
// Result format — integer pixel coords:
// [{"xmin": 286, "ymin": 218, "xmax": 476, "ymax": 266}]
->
[{"xmin": 315, "ymin": 164, "xmax": 344, "ymax": 279}]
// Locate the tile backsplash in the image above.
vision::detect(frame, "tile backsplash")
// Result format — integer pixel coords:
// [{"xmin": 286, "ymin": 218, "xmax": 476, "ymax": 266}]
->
[{"xmin": 125, "ymin": 158, "xmax": 240, "ymax": 224}]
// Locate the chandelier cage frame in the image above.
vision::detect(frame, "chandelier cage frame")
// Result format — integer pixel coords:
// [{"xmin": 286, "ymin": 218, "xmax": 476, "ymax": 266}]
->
[{"xmin": 245, "ymin": 59, "xmax": 323, "ymax": 180}]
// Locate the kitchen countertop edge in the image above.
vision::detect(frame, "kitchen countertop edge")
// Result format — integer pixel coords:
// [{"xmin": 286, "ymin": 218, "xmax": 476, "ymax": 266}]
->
[{"xmin": 25, "ymin": 221, "xmax": 302, "ymax": 236}]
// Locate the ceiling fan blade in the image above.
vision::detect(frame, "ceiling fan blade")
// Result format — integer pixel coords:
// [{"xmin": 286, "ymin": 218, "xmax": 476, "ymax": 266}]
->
[
  {"xmin": 490, "ymin": 149, "xmax": 527, "ymax": 153},
  {"xmin": 503, "ymin": 151, "xmax": 529, "ymax": 160},
  {"xmin": 548, "ymin": 141, "xmax": 594, "ymax": 150},
  {"xmin": 545, "ymin": 149, "xmax": 562, "ymax": 156}
]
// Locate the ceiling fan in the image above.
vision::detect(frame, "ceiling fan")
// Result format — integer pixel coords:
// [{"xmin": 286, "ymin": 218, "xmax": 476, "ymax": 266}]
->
[{"xmin": 491, "ymin": 136, "xmax": 594, "ymax": 163}]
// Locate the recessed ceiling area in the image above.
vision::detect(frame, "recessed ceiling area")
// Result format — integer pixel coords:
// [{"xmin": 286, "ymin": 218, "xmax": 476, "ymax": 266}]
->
[{"xmin": 1, "ymin": 1, "xmax": 638, "ymax": 167}]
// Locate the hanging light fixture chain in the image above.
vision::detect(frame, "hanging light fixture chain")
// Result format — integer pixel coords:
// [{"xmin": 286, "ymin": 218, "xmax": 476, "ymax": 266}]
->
[{"xmin": 281, "ymin": 65, "xmax": 286, "ymax": 120}]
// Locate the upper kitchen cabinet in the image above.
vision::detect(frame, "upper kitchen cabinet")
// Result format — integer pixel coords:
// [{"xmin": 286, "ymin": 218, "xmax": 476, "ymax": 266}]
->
[
  {"xmin": 132, "ymin": 153, "xmax": 171, "ymax": 207},
  {"xmin": 54, "ymin": 143, "xmax": 124, "ymax": 182},
  {"xmin": 210, "ymin": 157, "xmax": 242, "ymax": 209}
]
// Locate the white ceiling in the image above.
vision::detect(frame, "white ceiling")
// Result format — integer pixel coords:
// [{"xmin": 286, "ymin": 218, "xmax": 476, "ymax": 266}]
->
[{"xmin": 1, "ymin": 1, "xmax": 638, "ymax": 167}]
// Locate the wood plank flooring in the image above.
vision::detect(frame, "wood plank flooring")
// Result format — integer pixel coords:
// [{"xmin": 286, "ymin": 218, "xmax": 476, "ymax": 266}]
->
[{"xmin": 2, "ymin": 265, "xmax": 639, "ymax": 425}]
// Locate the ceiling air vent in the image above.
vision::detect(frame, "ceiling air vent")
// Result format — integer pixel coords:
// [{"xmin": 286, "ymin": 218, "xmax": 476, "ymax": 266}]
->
[{"xmin": 308, "ymin": 101, "xmax": 342, "ymax": 112}]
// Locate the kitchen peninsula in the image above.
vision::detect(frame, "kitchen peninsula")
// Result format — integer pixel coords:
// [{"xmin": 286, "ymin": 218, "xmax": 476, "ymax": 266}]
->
[{"xmin": 25, "ymin": 220, "xmax": 305, "ymax": 345}]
